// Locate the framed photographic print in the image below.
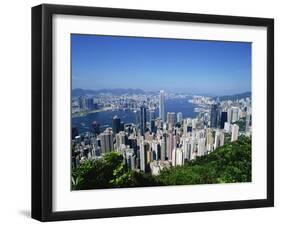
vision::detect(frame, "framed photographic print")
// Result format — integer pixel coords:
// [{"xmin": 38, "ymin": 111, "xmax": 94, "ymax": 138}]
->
[{"xmin": 32, "ymin": 4, "xmax": 274, "ymax": 221}]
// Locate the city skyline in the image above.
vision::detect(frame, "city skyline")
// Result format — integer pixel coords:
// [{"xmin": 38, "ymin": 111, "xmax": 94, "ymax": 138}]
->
[
  {"xmin": 72, "ymin": 87, "xmax": 251, "ymax": 96},
  {"xmin": 72, "ymin": 34, "xmax": 251, "ymax": 95},
  {"xmin": 71, "ymin": 89, "xmax": 252, "ymax": 189}
]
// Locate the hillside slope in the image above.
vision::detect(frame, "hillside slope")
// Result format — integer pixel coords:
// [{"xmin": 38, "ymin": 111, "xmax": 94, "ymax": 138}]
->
[{"xmin": 156, "ymin": 136, "xmax": 251, "ymax": 185}]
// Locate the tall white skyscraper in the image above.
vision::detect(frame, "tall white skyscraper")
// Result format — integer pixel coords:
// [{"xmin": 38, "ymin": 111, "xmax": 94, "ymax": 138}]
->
[
  {"xmin": 99, "ymin": 130, "xmax": 113, "ymax": 154},
  {"xmin": 167, "ymin": 132, "xmax": 176, "ymax": 161},
  {"xmin": 192, "ymin": 119, "xmax": 197, "ymax": 129},
  {"xmin": 167, "ymin": 112, "xmax": 176, "ymax": 130},
  {"xmin": 172, "ymin": 148, "xmax": 184, "ymax": 166},
  {"xmin": 206, "ymin": 128, "xmax": 214, "ymax": 152},
  {"xmin": 160, "ymin": 139, "xmax": 166, "ymax": 161},
  {"xmin": 224, "ymin": 122, "xmax": 230, "ymax": 132},
  {"xmin": 214, "ymin": 131, "xmax": 220, "ymax": 150},
  {"xmin": 177, "ymin": 112, "xmax": 183, "ymax": 123},
  {"xmin": 139, "ymin": 139, "xmax": 146, "ymax": 172},
  {"xmin": 245, "ymin": 109, "xmax": 251, "ymax": 132},
  {"xmin": 151, "ymin": 140, "xmax": 159, "ymax": 160},
  {"xmin": 182, "ymin": 137, "xmax": 191, "ymax": 160},
  {"xmin": 115, "ymin": 131, "xmax": 126, "ymax": 151},
  {"xmin": 159, "ymin": 90, "xmax": 165, "ymax": 122},
  {"xmin": 231, "ymin": 107, "xmax": 239, "ymax": 123},
  {"xmin": 227, "ymin": 108, "xmax": 232, "ymax": 123},
  {"xmin": 231, "ymin": 124, "xmax": 239, "ymax": 142},
  {"xmin": 176, "ymin": 148, "xmax": 184, "ymax": 166},
  {"xmin": 197, "ymin": 138, "xmax": 206, "ymax": 156},
  {"xmin": 214, "ymin": 131, "xmax": 225, "ymax": 149}
]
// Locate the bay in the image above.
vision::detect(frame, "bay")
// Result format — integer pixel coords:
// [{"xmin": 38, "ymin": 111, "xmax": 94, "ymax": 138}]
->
[{"xmin": 72, "ymin": 98, "xmax": 198, "ymax": 134}]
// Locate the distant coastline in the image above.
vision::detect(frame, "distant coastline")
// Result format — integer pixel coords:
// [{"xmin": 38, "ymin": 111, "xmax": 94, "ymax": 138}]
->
[{"xmin": 72, "ymin": 107, "xmax": 112, "ymax": 118}]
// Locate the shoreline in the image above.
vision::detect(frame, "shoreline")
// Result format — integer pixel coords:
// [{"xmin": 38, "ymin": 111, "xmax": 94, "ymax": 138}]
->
[{"xmin": 72, "ymin": 107, "xmax": 112, "ymax": 118}]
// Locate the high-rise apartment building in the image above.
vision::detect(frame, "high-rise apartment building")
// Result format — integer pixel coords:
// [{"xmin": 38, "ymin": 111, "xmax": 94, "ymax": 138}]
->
[
  {"xmin": 220, "ymin": 111, "xmax": 228, "ymax": 129},
  {"xmin": 112, "ymin": 115, "xmax": 121, "ymax": 134},
  {"xmin": 159, "ymin": 90, "xmax": 165, "ymax": 122},
  {"xmin": 231, "ymin": 124, "xmax": 239, "ymax": 142},
  {"xmin": 210, "ymin": 104, "xmax": 219, "ymax": 128},
  {"xmin": 231, "ymin": 107, "xmax": 239, "ymax": 123},
  {"xmin": 99, "ymin": 130, "xmax": 114, "ymax": 154},
  {"xmin": 140, "ymin": 105, "xmax": 147, "ymax": 136},
  {"xmin": 167, "ymin": 112, "xmax": 176, "ymax": 130},
  {"xmin": 177, "ymin": 112, "xmax": 183, "ymax": 123}
]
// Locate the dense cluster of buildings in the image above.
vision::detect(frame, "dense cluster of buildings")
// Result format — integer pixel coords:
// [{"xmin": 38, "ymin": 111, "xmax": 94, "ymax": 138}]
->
[{"xmin": 72, "ymin": 90, "xmax": 251, "ymax": 176}]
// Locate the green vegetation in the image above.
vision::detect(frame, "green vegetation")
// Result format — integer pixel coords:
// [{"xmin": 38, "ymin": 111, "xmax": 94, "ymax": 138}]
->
[
  {"xmin": 71, "ymin": 152, "xmax": 160, "ymax": 190},
  {"xmin": 72, "ymin": 136, "xmax": 251, "ymax": 190},
  {"xmin": 157, "ymin": 136, "xmax": 251, "ymax": 185}
]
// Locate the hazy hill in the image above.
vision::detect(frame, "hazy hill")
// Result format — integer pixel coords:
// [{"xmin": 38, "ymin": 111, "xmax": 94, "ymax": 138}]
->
[
  {"xmin": 216, "ymin": 91, "xmax": 251, "ymax": 101},
  {"xmin": 72, "ymin": 88, "xmax": 146, "ymax": 96}
]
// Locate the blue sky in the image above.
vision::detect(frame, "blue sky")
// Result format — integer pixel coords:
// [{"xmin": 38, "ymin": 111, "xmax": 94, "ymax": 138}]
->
[{"xmin": 72, "ymin": 34, "xmax": 251, "ymax": 95}]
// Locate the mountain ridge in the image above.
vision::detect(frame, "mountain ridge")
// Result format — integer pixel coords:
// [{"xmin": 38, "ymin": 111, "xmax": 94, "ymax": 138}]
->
[
  {"xmin": 72, "ymin": 88, "xmax": 251, "ymax": 100},
  {"xmin": 216, "ymin": 91, "xmax": 251, "ymax": 101},
  {"xmin": 72, "ymin": 88, "xmax": 146, "ymax": 96}
]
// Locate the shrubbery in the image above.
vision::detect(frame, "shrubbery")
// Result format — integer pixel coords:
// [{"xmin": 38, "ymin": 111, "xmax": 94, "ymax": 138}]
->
[
  {"xmin": 72, "ymin": 136, "xmax": 251, "ymax": 190},
  {"xmin": 157, "ymin": 136, "xmax": 251, "ymax": 185}
]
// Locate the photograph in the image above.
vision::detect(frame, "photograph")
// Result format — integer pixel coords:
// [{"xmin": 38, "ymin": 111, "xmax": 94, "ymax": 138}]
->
[{"xmin": 71, "ymin": 34, "xmax": 252, "ymax": 190}]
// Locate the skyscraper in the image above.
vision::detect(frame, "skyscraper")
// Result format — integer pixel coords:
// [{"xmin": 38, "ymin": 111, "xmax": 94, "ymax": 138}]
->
[
  {"xmin": 206, "ymin": 128, "xmax": 213, "ymax": 152},
  {"xmin": 112, "ymin": 115, "xmax": 121, "ymax": 134},
  {"xmin": 210, "ymin": 104, "xmax": 218, "ymax": 128},
  {"xmin": 78, "ymin": 96, "xmax": 87, "ymax": 111},
  {"xmin": 120, "ymin": 121, "xmax": 125, "ymax": 132},
  {"xmin": 151, "ymin": 140, "xmax": 160, "ymax": 160},
  {"xmin": 231, "ymin": 124, "xmax": 239, "ymax": 142},
  {"xmin": 167, "ymin": 112, "xmax": 176, "ymax": 130},
  {"xmin": 220, "ymin": 132, "xmax": 225, "ymax": 146},
  {"xmin": 177, "ymin": 112, "xmax": 183, "ymax": 123},
  {"xmin": 172, "ymin": 148, "xmax": 184, "ymax": 166},
  {"xmin": 115, "ymin": 131, "xmax": 126, "ymax": 151},
  {"xmin": 224, "ymin": 122, "xmax": 230, "ymax": 132},
  {"xmin": 139, "ymin": 139, "xmax": 149, "ymax": 172},
  {"xmin": 149, "ymin": 110, "xmax": 156, "ymax": 133},
  {"xmin": 135, "ymin": 109, "xmax": 140, "ymax": 126},
  {"xmin": 231, "ymin": 107, "xmax": 239, "ymax": 123},
  {"xmin": 123, "ymin": 148, "xmax": 135, "ymax": 170},
  {"xmin": 91, "ymin": 121, "xmax": 100, "ymax": 135},
  {"xmin": 149, "ymin": 110, "xmax": 156, "ymax": 121},
  {"xmin": 220, "ymin": 111, "xmax": 228, "ymax": 129},
  {"xmin": 227, "ymin": 108, "xmax": 232, "ymax": 123},
  {"xmin": 197, "ymin": 138, "xmax": 206, "ymax": 156},
  {"xmin": 99, "ymin": 130, "xmax": 114, "ymax": 154},
  {"xmin": 214, "ymin": 131, "xmax": 224, "ymax": 149},
  {"xmin": 161, "ymin": 133, "xmax": 167, "ymax": 161},
  {"xmin": 182, "ymin": 137, "xmax": 191, "ymax": 161},
  {"xmin": 86, "ymin": 98, "xmax": 94, "ymax": 110},
  {"xmin": 72, "ymin": 126, "xmax": 78, "ymax": 140},
  {"xmin": 140, "ymin": 105, "xmax": 147, "ymax": 135},
  {"xmin": 159, "ymin": 90, "xmax": 165, "ymax": 122},
  {"xmin": 167, "ymin": 132, "xmax": 176, "ymax": 160},
  {"xmin": 245, "ymin": 111, "xmax": 251, "ymax": 132}
]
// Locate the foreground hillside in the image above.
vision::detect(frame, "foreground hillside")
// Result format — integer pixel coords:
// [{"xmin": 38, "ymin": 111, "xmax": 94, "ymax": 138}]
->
[
  {"xmin": 72, "ymin": 136, "xmax": 251, "ymax": 190},
  {"xmin": 157, "ymin": 136, "xmax": 251, "ymax": 185}
]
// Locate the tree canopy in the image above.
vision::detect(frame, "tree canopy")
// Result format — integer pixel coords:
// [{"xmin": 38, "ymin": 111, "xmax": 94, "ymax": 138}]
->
[
  {"xmin": 72, "ymin": 136, "xmax": 251, "ymax": 190},
  {"xmin": 157, "ymin": 136, "xmax": 251, "ymax": 185}
]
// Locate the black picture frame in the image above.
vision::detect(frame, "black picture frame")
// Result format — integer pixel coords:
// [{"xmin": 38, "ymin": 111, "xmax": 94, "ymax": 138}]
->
[{"xmin": 32, "ymin": 4, "xmax": 274, "ymax": 222}]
